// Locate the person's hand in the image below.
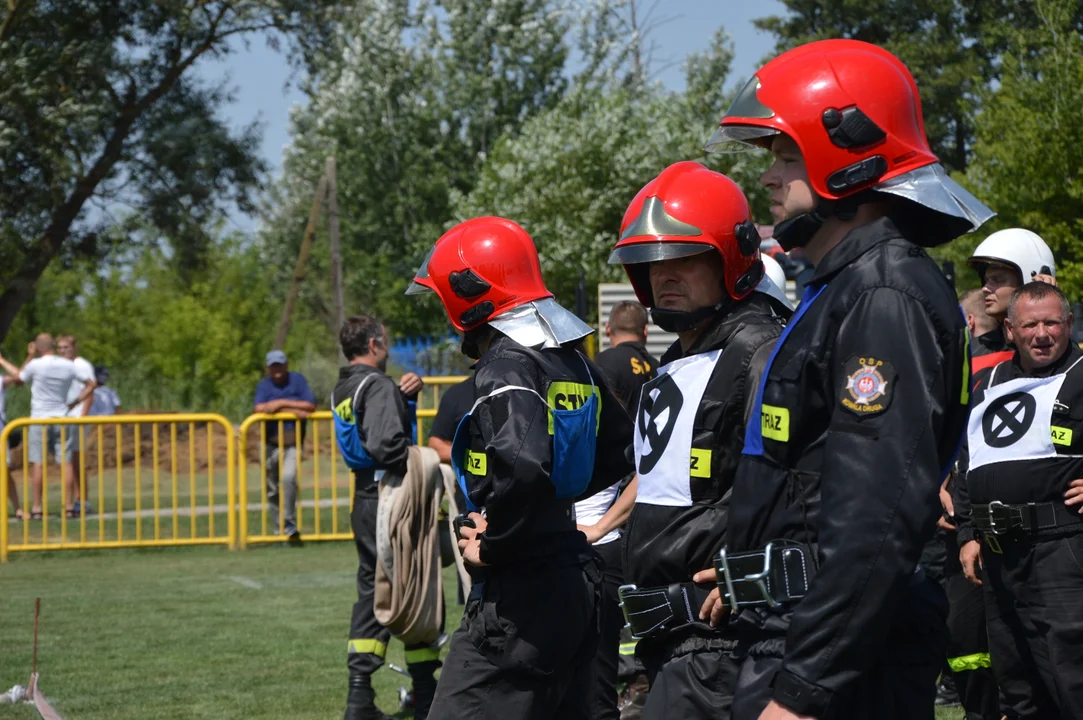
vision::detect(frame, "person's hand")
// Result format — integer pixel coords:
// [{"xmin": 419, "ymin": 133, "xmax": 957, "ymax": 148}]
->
[
  {"xmin": 292, "ymin": 409, "xmax": 311, "ymax": 419},
  {"xmin": 1065, "ymin": 478, "xmax": 1083, "ymax": 513},
  {"xmin": 457, "ymin": 512, "xmax": 489, "ymax": 567},
  {"xmin": 1033, "ymin": 272, "xmax": 1057, "ymax": 286},
  {"xmin": 757, "ymin": 700, "xmax": 816, "ymax": 720},
  {"xmin": 938, "ymin": 482, "xmax": 957, "ymax": 531},
  {"xmin": 399, "ymin": 372, "xmax": 423, "ymax": 398},
  {"xmin": 577, "ymin": 523, "xmax": 605, "ymax": 544},
  {"xmin": 691, "ymin": 567, "xmax": 727, "ymax": 627},
  {"xmin": 960, "ymin": 540, "xmax": 983, "ymax": 587}
]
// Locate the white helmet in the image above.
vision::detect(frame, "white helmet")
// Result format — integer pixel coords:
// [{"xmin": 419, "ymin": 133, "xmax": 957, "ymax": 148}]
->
[
  {"xmin": 757, "ymin": 254, "xmax": 794, "ymax": 310},
  {"xmin": 968, "ymin": 228, "xmax": 1055, "ymax": 283}
]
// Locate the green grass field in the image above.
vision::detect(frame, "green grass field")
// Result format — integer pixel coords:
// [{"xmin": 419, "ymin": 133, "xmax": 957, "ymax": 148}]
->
[
  {"xmin": 0, "ymin": 543, "xmax": 463, "ymax": 719},
  {"xmin": 0, "ymin": 542, "xmax": 966, "ymax": 719}
]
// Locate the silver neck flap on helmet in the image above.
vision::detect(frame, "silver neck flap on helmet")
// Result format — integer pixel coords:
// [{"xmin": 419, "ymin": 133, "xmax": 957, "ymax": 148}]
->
[{"xmin": 488, "ymin": 297, "xmax": 594, "ymax": 349}]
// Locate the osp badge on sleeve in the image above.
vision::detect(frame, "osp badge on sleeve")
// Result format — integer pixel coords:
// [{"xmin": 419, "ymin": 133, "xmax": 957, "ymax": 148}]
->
[{"xmin": 840, "ymin": 356, "xmax": 896, "ymax": 417}]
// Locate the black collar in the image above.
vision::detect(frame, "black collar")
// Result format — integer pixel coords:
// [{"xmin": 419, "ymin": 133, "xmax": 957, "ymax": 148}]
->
[{"xmin": 809, "ymin": 216, "xmax": 907, "ymax": 286}]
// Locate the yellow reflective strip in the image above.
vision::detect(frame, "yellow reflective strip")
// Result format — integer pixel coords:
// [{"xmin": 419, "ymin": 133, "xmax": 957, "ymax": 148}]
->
[
  {"xmin": 404, "ymin": 647, "xmax": 441, "ymax": 664},
  {"xmin": 761, "ymin": 404, "xmax": 790, "ymax": 442},
  {"xmin": 947, "ymin": 652, "xmax": 991, "ymax": 672},
  {"xmin": 689, "ymin": 448, "xmax": 712, "ymax": 478},
  {"xmin": 466, "ymin": 449, "xmax": 487, "ymax": 476},
  {"xmin": 347, "ymin": 639, "xmax": 388, "ymax": 657},
  {"xmin": 961, "ymin": 328, "xmax": 971, "ymax": 405},
  {"xmin": 618, "ymin": 642, "xmax": 638, "ymax": 656},
  {"xmin": 1052, "ymin": 426, "xmax": 1073, "ymax": 446}
]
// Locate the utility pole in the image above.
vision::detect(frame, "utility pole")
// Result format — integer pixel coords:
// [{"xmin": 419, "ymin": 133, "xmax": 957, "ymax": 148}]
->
[
  {"xmin": 274, "ymin": 171, "xmax": 329, "ymax": 350},
  {"xmin": 326, "ymin": 156, "xmax": 345, "ymax": 335}
]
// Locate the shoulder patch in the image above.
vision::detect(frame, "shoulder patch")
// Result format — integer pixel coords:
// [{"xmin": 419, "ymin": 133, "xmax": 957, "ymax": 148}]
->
[{"xmin": 840, "ymin": 355, "xmax": 896, "ymax": 417}]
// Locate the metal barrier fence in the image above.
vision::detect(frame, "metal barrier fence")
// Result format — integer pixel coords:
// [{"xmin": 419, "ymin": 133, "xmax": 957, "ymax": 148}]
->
[
  {"xmin": 236, "ymin": 376, "xmax": 465, "ymax": 547},
  {"xmin": 0, "ymin": 377, "xmax": 466, "ymax": 560},
  {"xmin": 0, "ymin": 414, "xmax": 237, "ymax": 562}
]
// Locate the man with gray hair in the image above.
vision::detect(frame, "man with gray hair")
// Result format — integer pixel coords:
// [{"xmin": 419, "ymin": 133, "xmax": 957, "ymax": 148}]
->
[
  {"xmin": 0, "ymin": 334, "xmax": 94, "ymax": 518},
  {"xmin": 955, "ymin": 282, "xmax": 1083, "ymax": 719}
]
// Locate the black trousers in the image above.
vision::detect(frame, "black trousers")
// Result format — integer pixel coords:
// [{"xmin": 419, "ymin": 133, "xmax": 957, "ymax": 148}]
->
[
  {"xmin": 590, "ymin": 539, "xmax": 624, "ymax": 720},
  {"xmin": 731, "ymin": 573, "xmax": 947, "ymax": 720},
  {"xmin": 429, "ymin": 552, "xmax": 602, "ymax": 720},
  {"xmin": 983, "ymin": 532, "xmax": 1083, "ymax": 720},
  {"xmin": 348, "ymin": 482, "xmax": 438, "ymax": 675},
  {"xmin": 943, "ymin": 528, "xmax": 999, "ymax": 719},
  {"xmin": 638, "ymin": 624, "xmax": 739, "ymax": 720}
]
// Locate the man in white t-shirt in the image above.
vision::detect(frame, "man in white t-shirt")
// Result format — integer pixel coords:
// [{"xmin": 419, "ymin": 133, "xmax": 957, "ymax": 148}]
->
[
  {"xmin": 58, "ymin": 335, "xmax": 95, "ymax": 512},
  {"xmin": 0, "ymin": 334, "xmax": 95, "ymax": 518}
]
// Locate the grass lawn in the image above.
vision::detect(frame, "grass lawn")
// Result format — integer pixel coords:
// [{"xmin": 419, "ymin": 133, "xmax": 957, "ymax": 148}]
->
[
  {"xmin": 0, "ymin": 542, "xmax": 968, "ymax": 719},
  {"xmin": 0, "ymin": 542, "xmax": 463, "ymax": 719}
]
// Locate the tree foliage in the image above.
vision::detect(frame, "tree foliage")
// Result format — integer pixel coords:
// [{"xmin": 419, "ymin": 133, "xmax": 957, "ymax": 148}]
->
[
  {"xmin": 453, "ymin": 28, "xmax": 769, "ymax": 311},
  {"xmin": 0, "ymin": 0, "xmax": 339, "ymax": 342},
  {"xmin": 938, "ymin": 0, "xmax": 1083, "ymax": 298}
]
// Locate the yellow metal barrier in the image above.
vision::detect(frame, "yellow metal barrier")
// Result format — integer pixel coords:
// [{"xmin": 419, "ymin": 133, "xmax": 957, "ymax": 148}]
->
[
  {"xmin": 237, "ymin": 375, "xmax": 466, "ymax": 547},
  {"xmin": 0, "ymin": 414, "xmax": 237, "ymax": 562}
]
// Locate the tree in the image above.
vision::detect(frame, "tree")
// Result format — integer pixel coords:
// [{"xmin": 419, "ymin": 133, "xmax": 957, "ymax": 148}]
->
[
  {"xmin": 940, "ymin": 0, "xmax": 1083, "ymax": 297},
  {"xmin": 452, "ymin": 27, "xmax": 768, "ymax": 314},
  {"xmin": 262, "ymin": 0, "xmax": 575, "ymax": 341},
  {"xmin": 0, "ymin": 0, "xmax": 338, "ymax": 342}
]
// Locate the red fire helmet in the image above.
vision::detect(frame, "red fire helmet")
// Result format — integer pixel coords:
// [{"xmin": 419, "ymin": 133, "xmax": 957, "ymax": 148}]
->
[
  {"xmin": 406, "ymin": 216, "xmax": 553, "ymax": 331},
  {"xmin": 608, "ymin": 161, "xmax": 762, "ymax": 307}
]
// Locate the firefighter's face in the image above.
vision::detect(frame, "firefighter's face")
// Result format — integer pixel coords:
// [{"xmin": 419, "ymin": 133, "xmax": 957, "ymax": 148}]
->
[
  {"xmin": 649, "ymin": 250, "xmax": 725, "ymax": 314},
  {"xmin": 1006, "ymin": 294, "xmax": 1071, "ymax": 370},
  {"xmin": 761, "ymin": 135, "xmax": 815, "ymax": 223},
  {"xmin": 982, "ymin": 265, "xmax": 1020, "ymax": 319}
]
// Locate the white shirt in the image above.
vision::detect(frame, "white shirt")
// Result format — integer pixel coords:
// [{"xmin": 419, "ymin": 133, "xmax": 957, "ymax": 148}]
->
[
  {"xmin": 90, "ymin": 386, "xmax": 121, "ymax": 416},
  {"xmin": 19, "ymin": 355, "xmax": 90, "ymax": 419},
  {"xmin": 65, "ymin": 356, "xmax": 95, "ymax": 417},
  {"xmin": 574, "ymin": 482, "xmax": 622, "ymax": 545}
]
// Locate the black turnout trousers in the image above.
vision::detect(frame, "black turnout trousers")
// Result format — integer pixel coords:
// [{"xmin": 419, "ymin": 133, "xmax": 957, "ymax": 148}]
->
[
  {"xmin": 589, "ymin": 538, "xmax": 624, "ymax": 720},
  {"xmin": 429, "ymin": 553, "xmax": 602, "ymax": 720},
  {"xmin": 982, "ymin": 532, "xmax": 1083, "ymax": 720}
]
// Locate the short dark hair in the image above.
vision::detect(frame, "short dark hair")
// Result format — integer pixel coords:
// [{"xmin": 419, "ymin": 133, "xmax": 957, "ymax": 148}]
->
[
  {"xmin": 608, "ymin": 301, "xmax": 648, "ymax": 336},
  {"xmin": 1007, "ymin": 282, "xmax": 1070, "ymax": 324},
  {"xmin": 340, "ymin": 315, "xmax": 385, "ymax": 361}
]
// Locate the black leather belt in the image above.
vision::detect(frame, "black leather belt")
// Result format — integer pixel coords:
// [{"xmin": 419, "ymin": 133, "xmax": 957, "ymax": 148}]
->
[
  {"xmin": 617, "ymin": 582, "xmax": 709, "ymax": 640},
  {"xmin": 714, "ymin": 541, "xmax": 814, "ymax": 610},
  {"xmin": 973, "ymin": 501, "xmax": 1082, "ymax": 536}
]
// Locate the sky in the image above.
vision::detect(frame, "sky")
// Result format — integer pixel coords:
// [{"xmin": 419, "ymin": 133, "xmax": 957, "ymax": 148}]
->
[{"xmin": 194, "ymin": 0, "xmax": 786, "ymax": 220}]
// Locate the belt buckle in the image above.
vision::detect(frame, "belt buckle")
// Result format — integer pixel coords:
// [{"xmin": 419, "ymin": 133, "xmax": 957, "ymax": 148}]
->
[
  {"xmin": 743, "ymin": 541, "xmax": 780, "ymax": 609},
  {"xmin": 987, "ymin": 500, "xmax": 1010, "ymax": 536},
  {"xmin": 617, "ymin": 584, "xmax": 638, "ymax": 633},
  {"xmin": 714, "ymin": 547, "xmax": 739, "ymax": 613},
  {"xmin": 984, "ymin": 533, "xmax": 1003, "ymax": 554}
]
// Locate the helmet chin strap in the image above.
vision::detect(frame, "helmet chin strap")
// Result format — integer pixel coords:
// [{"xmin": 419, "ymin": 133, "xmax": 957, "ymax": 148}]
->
[
  {"xmin": 772, "ymin": 193, "xmax": 870, "ymax": 251},
  {"xmin": 650, "ymin": 299, "xmax": 730, "ymax": 333}
]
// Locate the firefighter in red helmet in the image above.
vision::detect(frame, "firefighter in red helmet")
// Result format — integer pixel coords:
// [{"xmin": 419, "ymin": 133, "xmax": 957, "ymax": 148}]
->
[
  {"xmin": 608, "ymin": 161, "xmax": 790, "ymax": 720},
  {"xmin": 695, "ymin": 40, "xmax": 994, "ymax": 720},
  {"xmin": 407, "ymin": 216, "xmax": 635, "ymax": 719}
]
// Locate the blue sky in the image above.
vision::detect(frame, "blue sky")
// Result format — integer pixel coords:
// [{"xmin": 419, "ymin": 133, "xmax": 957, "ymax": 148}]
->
[{"xmin": 195, "ymin": 1, "xmax": 785, "ymax": 195}]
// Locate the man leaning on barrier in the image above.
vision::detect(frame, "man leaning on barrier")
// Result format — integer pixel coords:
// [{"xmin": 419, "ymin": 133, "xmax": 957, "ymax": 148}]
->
[
  {"xmin": 252, "ymin": 349, "xmax": 316, "ymax": 544},
  {"xmin": 331, "ymin": 315, "xmax": 436, "ymax": 720}
]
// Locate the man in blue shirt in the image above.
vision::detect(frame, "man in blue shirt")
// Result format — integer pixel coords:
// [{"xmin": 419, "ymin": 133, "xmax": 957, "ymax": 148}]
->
[{"xmin": 253, "ymin": 349, "xmax": 316, "ymax": 543}]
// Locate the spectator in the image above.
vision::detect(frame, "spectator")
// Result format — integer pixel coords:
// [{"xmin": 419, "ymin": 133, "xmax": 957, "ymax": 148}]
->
[
  {"xmin": 426, "ymin": 375, "xmax": 475, "ymax": 464},
  {"xmin": 0, "ymin": 334, "xmax": 95, "ymax": 519},
  {"xmin": 0, "ymin": 371, "xmax": 22, "ymax": 519},
  {"xmin": 58, "ymin": 334, "xmax": 95, "ymax": 513},
  {"xmin": 89, "ymin": 367, "xmax": 122, "ymax": 416},
  {"xmin": 253, "ymin": 349, "xmax": 316, "ymax": 543}
]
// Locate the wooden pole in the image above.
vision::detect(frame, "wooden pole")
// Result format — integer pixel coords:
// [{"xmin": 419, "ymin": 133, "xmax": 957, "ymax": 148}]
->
[
  {"xmin": 274, "ymin": 172, "xmax": 329, "ymax": 350},
  {"xmin": 326, "ymin": 157, "xmax": 345, "ymax": 336}
]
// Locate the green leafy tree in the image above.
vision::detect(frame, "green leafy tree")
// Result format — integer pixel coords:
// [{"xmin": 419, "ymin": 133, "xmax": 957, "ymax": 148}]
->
[
  {"xmin": 452, "ymin": 28, "xmax": 769, "ymax": 315},
  {"xmin": 0, "ymin": 0, "xmax": 339, "ymax": 342},
  {"xmin": 940, "ymin": 0, "xmax": 1083, "ymax": 298}
]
